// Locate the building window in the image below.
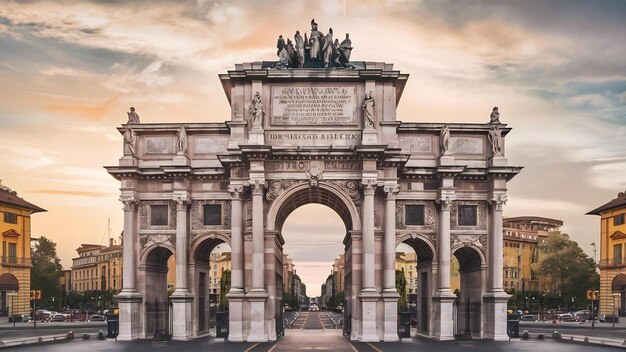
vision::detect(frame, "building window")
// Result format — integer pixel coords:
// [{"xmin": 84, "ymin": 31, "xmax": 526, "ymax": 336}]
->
[
  {"xmin": 150, "ymin": 205, "xmax": 169, "ymax": 226},
  {"xmin": 614, "ymin": 244, "xmax": 623, "ymax": 263},
  {"xmin": 3, "ymin": 212, "xmax": 17, "ymax": 224},
  {"xmin": 405, "ymin": 205, "xmax": 425, "ymax": 225},
  {"xmin": 615, "ymin": 214, "xmax": 625, "ymax": 226},
  {"xmin": 458, "ymin": 205, "xmax": 478, "ymax": 226},
  {"xmin": 203, "ymin": 204, "xmax": 222, "ymax": 225},
  {"xmin": 7, "ymin": 243, "xmax": 17, "ymax": 263}
]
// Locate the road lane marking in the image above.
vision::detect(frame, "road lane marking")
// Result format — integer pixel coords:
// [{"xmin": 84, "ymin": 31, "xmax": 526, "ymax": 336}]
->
[
  {"xmin": 349, "ymin": 341, "xmax": 359, "ymax": 352},
  {"xmin": 267, "ymin": 340, "xmax": 279, "ymax": 352},
  {"xmin": 244, "ymin": 342, "xmax": 260, "ymax": 352},
  {"xmin": 367, "ymin": 342, "xmax": 383, "ymax": 352}
]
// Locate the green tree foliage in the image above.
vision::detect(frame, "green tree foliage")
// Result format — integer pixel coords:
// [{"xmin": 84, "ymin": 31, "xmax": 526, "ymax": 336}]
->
[
  {"xmin": 31, "ymin": 236, "xmax": 63, "ymax": 308},
  {"xmin": 535, "ymin": 232, "xmax": 599, "ymax": 308},
  {"xmin": 283, "ymin": 292, "xmax": 298, "ymax": 308},
  {"xmin": 396, "ymin": 268, "xmax": 407, "ymax": 310},
  {"xmin": 219, "ymin": 269, "xmax": 231, "ymax": 310}
]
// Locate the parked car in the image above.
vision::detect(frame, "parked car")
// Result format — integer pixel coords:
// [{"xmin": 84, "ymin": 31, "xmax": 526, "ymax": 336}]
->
[
  {"xmin": 89, "ymin": 314, "xmax": 105, "ymax": 322},
  {"xmin": 556, "ymin": 313, "xmax": 576, "ymax": 322},
  {"xmin": 50, "ymin": 313, "xmax": 66, "ymax": 322},
  {"xmin": 520, "ymin": 315, "xmax": 536, "ymax": 321},
  {"xmin": 572, "ymin": 310, "xmax": 591, "ymax": 321}
]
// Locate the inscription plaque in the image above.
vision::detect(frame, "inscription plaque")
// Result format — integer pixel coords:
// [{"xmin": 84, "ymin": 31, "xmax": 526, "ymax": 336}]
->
[
  {"xmin": 399, "ymin": 136, "xmax": 433, "ymax": 154},
  {"xmin": 450, "ymin": 137, "xmax": 484, "ymax": 155},
  {"xmin": 195, "ymin": 136, "xmax": 229, "ymax": 154},
  {"xmin": 271, "ymin": 86, "xmax": 357, "ymax": 126},
  {"xmin": 266, "ymin": 131, "xmax": 361, "ymax": 147},
  {"xmin": 145, "ymin": 136, "xmax": 176, "ymax": 154}
]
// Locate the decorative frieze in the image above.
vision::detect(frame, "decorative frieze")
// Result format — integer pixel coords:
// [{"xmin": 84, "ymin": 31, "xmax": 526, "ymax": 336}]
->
[{"xmin": 139, "ymin": 233, "xmax": 175, "ymax": 250}]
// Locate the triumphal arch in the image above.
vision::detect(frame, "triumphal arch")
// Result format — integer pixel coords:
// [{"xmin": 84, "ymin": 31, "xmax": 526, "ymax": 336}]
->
[{"xmin": 106, "ymin": 20, "xmax": 521, "ymax": 343}]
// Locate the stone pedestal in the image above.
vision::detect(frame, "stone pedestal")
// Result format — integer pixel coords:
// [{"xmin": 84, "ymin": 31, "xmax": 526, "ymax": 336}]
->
[
  {"xmin": 382, "ymin": 290, "xmax": 400, "ymax": 341},
  {"xmin": 361, "ymin": 128, "xmax": 378, "ymax": 145},
  {"xmin": 170, "ymin": 293, "xmax": 194, "ymax": 341},
  {"xmin": 172, "ymin": 153, "xmax": 190, "ymax": 166},
  {"xmin": 117, "ymin": 292, "xmax": 142, "ymax": 341},
  {"xmin": 489, "ymin": 155, "xmax": 508, "ymax": 167},
  {"xmin": 119, "ymin": 156, "xmax": 138, "ymax": 167},
  {"xmin": 432, "ymin": 292, "xmax": 456, "ymax": 341},
  {"xmin": 359, "ymin": 290, "xmax": 380, "ymax": 342},
  {"xmin": 483, "ymin": 292, "xmax": 510, "ymax": 341},
  {"xmin": 227, "ymin": 291, "xmax": 245, "ymax": 342},
  {"xmin": 248, "ymin": 128, "xmax": 265, "ymax": 145},
  {"xmin": 438, "ymin": 154, "xmax": 455, "ymax": 166},
  {"xmin": 247, "ymin": 290, "xmax": 268, "ymax": 342}
]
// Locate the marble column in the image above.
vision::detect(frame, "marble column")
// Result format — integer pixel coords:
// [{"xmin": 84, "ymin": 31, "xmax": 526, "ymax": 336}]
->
[
  {"xmin": 483, "ymin": 195, "xmax": 509, "ymax": 340},
  {"xmin": 117, "ymin": 195, "xmax": 142, "ymax": 341},
  {"xmin": 227, "ymin": 185, "xmax": 245, "ymax": 341},
  {"xmin": 382, "ymin": 186, "xmax": 399, "ymax": 341},
  {"xmin": 433, "ymin": 198, "xmax": 456, "ymax": 341},
  {"xmin": 248, "ymin": 181, "xmax": 268, "ymax": 342},
  {"xmin": 171, "ymin": 195, "xmax": 193, "ymax": 341},
  {"xmin": 359, "ymin": 180, "xmax": 379, "ymax": 342}
]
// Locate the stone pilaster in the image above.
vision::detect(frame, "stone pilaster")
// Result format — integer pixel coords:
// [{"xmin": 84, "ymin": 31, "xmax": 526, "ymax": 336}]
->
[
  {"xmin": 227, "ymin": 184, "xmax": 245, "ymax": 341},
  {"xmin": 483, "ymin": 193, "xmax": 509, "ymax": 341},
  {"xmin": 432, "ymin": 191, "xmax": 456, "ymax": 341},
  {"xmin": 171, "ymin": 193, "xmax": 193, "ymax": 341},
  {"xmin": 117, "ymin": 195, "xmax": 142, "ymax": 341},
  {"xmin": 359, "ymin": 179, "xmax": 379, "ymax": 342},
  {"xmin": 247, "ymin": 180, "xmax": 268, "ymax": 342},
  {"xmin": 382, "ymin": 185, "xmax": 400, "ymax": 342}
]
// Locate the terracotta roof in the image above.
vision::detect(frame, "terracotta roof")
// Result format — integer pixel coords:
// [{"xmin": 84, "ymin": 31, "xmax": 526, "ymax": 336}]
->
[
  {"xmin": 503, "ymin": 216, "xmax": 563, "ymax": 227},
  {"xmin": 587, "ymin": 192, "xmax": 626, "ymax": 215},
  {"xmin": 0, "ymin": 182, "xmax": 46, "ymax": 213}
]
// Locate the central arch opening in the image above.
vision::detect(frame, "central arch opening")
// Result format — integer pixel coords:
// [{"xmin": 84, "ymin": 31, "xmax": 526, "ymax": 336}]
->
[{"xmin": 271, "ymin": 183, "xmax": 357, "ymax": 334}]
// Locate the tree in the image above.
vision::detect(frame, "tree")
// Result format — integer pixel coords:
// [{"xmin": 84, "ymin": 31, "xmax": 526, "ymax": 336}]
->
[
  {"xmin": 396, "ymin": 268, "xmax": 407, "ymax": 310},
  {"xmin": 219, "ymin": 269, "xmax": 231, "ymax": 310},
  {"xmin": 535, "ymin": 232, "xmax": 599, "ymax": 309},
  {"xmin": 31, "ymin": 236, "xmax": 64, "ymax": 308}
]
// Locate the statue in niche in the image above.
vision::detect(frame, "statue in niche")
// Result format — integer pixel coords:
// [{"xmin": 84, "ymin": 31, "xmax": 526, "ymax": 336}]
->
[
  {"xmin": 362, "ymin": 91, "xmax": 375, "ymax": 128},
  {"xmin": 294, "ymin": 30, "xmax": 305, "ymax": 68},
  {"xmin": 126, "ymin": 107, "xmax": 140, "ymax": 124},
  {"xmin": 489, "ymin": 106, "xmax": 501, "ymax": 124},
  {"xmin": 177, "ymin": 125, "xmax": 187, "ymax": 155},
  {"xmin": 276, "ymin": 35, "xmax": 285, "ymax": 57},
  {"xmin": 309, "ymin": 19, "xmax": 323, "ymax": 61},
  {"xmin": 249, "ymin": 92, "xmax": 264, "ymax": 128},
  {"xmin": 488, "ymin": 125, "xmax": 503, "ymax": 156},
  {"xmin": 440, "ymin": 125, "xmax": 450, "ymax": 154},
  {"xmin": 322, "ymin": 28, "xmax": 333, "ymax": 67},
  {"xmin": 123, "ymin": 127, "xmax": 137, "ymax": 156}
]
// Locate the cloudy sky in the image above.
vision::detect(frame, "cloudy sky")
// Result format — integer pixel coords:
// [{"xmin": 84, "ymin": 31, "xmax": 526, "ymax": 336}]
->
[{"xmin": 1, "ymin": 0, "xmax": 625, "ymax": 296}]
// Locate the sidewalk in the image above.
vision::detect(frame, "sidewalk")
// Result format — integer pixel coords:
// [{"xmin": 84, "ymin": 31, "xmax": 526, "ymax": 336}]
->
[{"xmin": 0, "ymin": 316, "xmax": 106, "ymax": 330}]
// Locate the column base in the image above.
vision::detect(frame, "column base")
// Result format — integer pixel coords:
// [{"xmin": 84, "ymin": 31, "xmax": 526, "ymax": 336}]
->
[
  {"xmin": 170, "ymin": 291, "xmax": 194, "ymax": 341},
  {"xmin": 227, "ymin": 290, "xmax": 245, "ymax": 342},
  {"xmin": 359, "ymin": 290, "xmax": 380, "ymax": 342},
  {"xmin": 247, "ymin": 290, "xmax": 268, "ymax": 342},
  {"xmin": 382, "ymin": 289, "xmax": 399, "ymax": 342},
  {"xmin": 483, "ymin": 291, "xmax": 510, "ymax": 341},
  {"xmin": 432, "ymin": 290, "xmax": 456, "ymax": 341},
  {"xmin": 117, "ymin": 291, "xmax": 142, "ymax": 341}
]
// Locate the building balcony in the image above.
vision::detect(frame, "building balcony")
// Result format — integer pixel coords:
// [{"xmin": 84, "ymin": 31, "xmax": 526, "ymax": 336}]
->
[
  {"xmin": 599, "ymin": 257, "xmax": 626, "ymax": 268},
  {"xmin": 1, "ymin": 256, "xmax": 31, "ymax": 267}
]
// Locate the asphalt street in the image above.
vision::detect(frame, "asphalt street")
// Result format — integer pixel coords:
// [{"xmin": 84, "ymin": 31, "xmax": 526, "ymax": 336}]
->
[{"xmin": 520, "ymin": 321, "xmax": 626, "ymax": 340}]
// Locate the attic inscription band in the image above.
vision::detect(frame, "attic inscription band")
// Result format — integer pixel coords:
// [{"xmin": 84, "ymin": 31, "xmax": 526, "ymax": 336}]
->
[
  {"xmin": 271, "ymin": 86, "xmax": 357, "ymax": 125},
  {"xmin": 266, "ymin": 131, "xmax": 361, "ymax": 147}
]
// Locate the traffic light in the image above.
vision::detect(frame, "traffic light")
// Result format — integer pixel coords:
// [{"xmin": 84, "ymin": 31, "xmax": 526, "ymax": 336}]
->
[
  {"xmin": 30, "ymin": 290, "xmax": 42, "ymax": 300},
  {"xmin": 586, "ymin": 290, "xmax": 599, "ymax": 300}
]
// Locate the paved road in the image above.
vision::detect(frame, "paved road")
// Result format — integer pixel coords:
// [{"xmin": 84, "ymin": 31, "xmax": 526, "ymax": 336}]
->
[
  {"xmin": 520, "ymin": 321, "xmax": 626, "ymax": 340},
  {"xmin": 4, "ymin": 334, "xmax": 619, "ymax": 352},
  {"xmin": 289, "ymin": 311, "xmax": 339, "ymax": 330}
]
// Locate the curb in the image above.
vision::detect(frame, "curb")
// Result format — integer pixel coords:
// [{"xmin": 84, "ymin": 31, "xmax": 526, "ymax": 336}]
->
[{"xmin": 519, "ymin": 329, "xmax": 626, "ymax": 350}]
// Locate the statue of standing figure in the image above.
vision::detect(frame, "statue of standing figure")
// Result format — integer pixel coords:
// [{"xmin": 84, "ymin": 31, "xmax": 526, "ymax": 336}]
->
[
  {"xmin": 488, "ymin": 125, "xmax": 503, "ymax": 156},
  {"xmin": 489, "ymin": 106, "xmax": 501, "ymax": 124},
  {"xmin": 177, "ymin": 125, "xmax": 187, "ymax": 155},
  {"xmin": 294, "ymin": 31, "xmax": 305, "ymax": 68},
  {"xmin": 126, "ymin": 107, "xmax": 140, "ymax": 124},
  {"xmin": 440, "ymin": 125, "xmax": 450, "ymax": 154},
  {"xmin": 339, "ymin": 33, "xmax": 352, "ymax": 63},
  {"xmin": 123, "ymin": 127, "xmax": 137, "ymax": 156},
  {"xmin": 250, "ymin": 92, "xmax": 264, "ymax": 127},
  {"xmin": 309, "ymin": 19, "xmax": 323, "ymax": 61},
  {"xmin": 276, "ymin": 35, "xmax": 285, "ymax": 57},
  {"xmin": 362, "ymin": 91, "xmax": 375, "ymax": 128},
  {"xmin": 322, "ymin": 28, "xmax": 333, "ymax": 67}
]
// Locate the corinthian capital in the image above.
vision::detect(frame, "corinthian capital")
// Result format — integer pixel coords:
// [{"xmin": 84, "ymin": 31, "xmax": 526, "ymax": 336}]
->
[
  {"xmin": 383, "ymin": 185, "xmax": 399, "ymax": 200},
  {"xmin": 119, "ymin": 195, "xmax": 138, "ymax": 211},
  {"xmin": 173, "ymin": 193, "xmax": 191, "ymax": 210},
  {"xmin": 228, "ymin": 184, "xmax": 244, "ymax": 199},
  {"xmin": 491, "ymin": 193, "xmax": 508, "ymax": 211},
  {"xmin": 361, "ymin": 178, "xmax": 377, "ymax": 195}
]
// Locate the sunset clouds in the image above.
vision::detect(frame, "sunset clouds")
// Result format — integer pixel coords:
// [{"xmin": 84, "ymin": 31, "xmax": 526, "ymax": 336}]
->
[{"xmin": 0, "ymin": 0, "xmax": 624, "ymax": 294}]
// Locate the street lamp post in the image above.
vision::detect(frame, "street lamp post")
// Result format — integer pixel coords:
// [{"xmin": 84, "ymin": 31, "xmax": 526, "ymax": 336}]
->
[{"xmin": 590, "ymin": 242, "xmax": 597, "ymax": 264}]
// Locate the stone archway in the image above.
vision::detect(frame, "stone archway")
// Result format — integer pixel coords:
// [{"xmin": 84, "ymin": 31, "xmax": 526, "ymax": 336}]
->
[
  {"xmin": 140, "ymin": 246, "xmax": 174, "ymax": 338},
  {"xmin": 612, "ymin": 273, "xmax": 626, "ymax": 316},
  {"xmin": 452, "ymin": 245, "xmax": 485, "ymax": 338}
]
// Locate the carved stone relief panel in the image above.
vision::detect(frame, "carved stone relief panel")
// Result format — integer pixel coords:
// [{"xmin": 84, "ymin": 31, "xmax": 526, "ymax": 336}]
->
[
  {"xmin": 266, "ymin": 180, "xmax": 299, "ymax": 201},
  {"xmin": 139, "ymin": 233, "xmax": 175, "ymax": 250},
  {"xmin": 451, "ymin": 234, "xmax": 483, "ymax": 249},
  {"xmin": 450, "ymin": 201, "xmax": 488, "ymax": 231},
  {"xmin": 139, "ymin": 201, "xmax": 177, "ymax": 230},
  {"xmin": 328, "ymin": 180, "xmax": 362, "ymax": 204},
  {"xmin": 395, "ymin": 200, "xmax": 436, "ymax": 231},
  {"xmin": 190, "ymin": 200, "xmax": 232, "ymax": 231}
]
